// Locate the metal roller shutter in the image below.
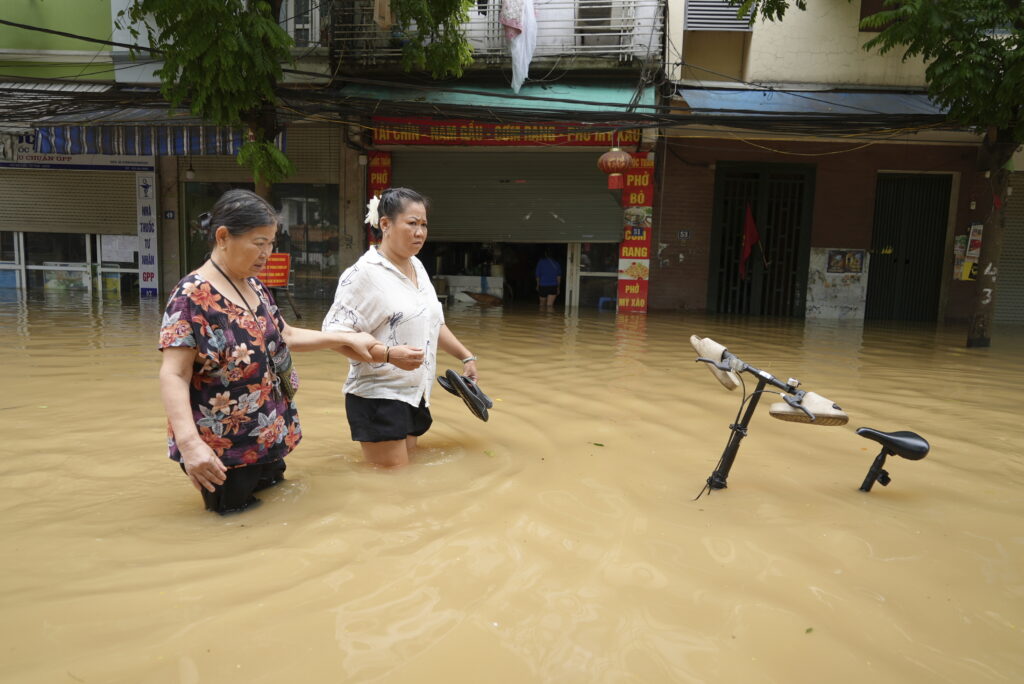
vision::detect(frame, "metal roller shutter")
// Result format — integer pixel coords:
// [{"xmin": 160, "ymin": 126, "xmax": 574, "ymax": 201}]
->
[
  {"xmin": 995, "ymin": 172, "xmax": 1024, "ymax": 322},
  {"xmin": 176, "ymin": 125, "xmax": 341, "ymax": 183},
  {"xmin": 392, "ymin": 151, "xmax": 623, "ymax": 243},
  {"xmin": 0, "ymin": 168, "xmax": 137, "ymax": 234}
]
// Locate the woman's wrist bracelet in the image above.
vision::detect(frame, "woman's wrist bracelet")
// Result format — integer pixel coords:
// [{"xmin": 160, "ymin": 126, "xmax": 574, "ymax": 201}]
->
[
  {"xmin": 385, "ymin": 346, "xmax": 391, "ymax": 363},
  {"xmin": 461, "ymin": 355, "xmax": 477, "ymax": 364}
]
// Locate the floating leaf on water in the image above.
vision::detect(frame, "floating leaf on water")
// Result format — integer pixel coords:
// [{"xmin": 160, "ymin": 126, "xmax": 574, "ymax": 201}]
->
[
  {"xmin": 484, "ymin": 450, "xmax": 495, "ymax": 457},
  {"xmin": 805, "ymin": 627, "xmax": 813, "ymax": 634},
  {"xmin": 592, "ymin": 442, "xmax": 604, "ymax": 447}
]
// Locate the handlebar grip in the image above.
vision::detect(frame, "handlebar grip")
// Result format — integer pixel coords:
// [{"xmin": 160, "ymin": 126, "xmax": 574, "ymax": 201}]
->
[{"xmin": 690, "ymin": 335, "xmax": 741, "ymax": 391}]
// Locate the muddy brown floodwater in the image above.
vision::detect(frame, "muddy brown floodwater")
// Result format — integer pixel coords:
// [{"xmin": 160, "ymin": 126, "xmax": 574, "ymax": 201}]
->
[{"xmin": 1, "ymin": 291, "xmax": 1022, "ymax": 683}]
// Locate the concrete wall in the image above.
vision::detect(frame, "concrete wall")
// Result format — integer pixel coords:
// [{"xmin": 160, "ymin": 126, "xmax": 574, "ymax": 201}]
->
[
  {"xmin": 650, "ymin": 136, "xmax": 985, "ymax": 321},
  {"xmin": 667, "ymin": 0, "xmax": 929, "ymax": 87},
  {"xmin": 746, "ymin": 0, "xmax": 928, "ymax": 87},
  {"xmin": 681, "ymin": 30, "xmax": 747, "ymax": 82},
  {"xmin": 157, "ymin": 156, "xmax": 181, "ymax": 296},
  {"xmin": 0, "ymin": 0, "xmax": 114, "ymax": 79}
]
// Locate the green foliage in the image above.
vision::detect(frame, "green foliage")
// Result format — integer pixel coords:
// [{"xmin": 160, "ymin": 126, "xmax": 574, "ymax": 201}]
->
[
  {"xmin": 391, "ymin": 0, "xmax": 475, "ymax": 78},
  {"xmin": 728, "ymin": 0, "xmax": 807, "ymax": 23},
  {"xmin": 862, "ymin": 0, "xmax": 1024, "ymax": 146},
  {"xmin": 119, "ymin": 1, "xmax": 292, "ymax": 127},
  {"xmin": 119, "ymin": 1, "xmax": 294, "ymax": 183},
  {"xmin": 236, "ymin": 140, "xmax": 296, "ymax": 186}
]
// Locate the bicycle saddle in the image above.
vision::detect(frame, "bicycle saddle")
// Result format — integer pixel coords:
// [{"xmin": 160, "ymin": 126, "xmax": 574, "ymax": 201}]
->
[{"xmin": 856, "ymin": 428, "xmax": 929, "ymax": 460}]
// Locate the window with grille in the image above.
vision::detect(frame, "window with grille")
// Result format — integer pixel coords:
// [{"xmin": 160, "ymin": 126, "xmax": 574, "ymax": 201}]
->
[
  {"xmin": 859, "ymin": 0, "xmax": 888, "ymax": 32},
  {"xmin": 684, "ymin": 0, "xmax": 753, "ymax": 32}
]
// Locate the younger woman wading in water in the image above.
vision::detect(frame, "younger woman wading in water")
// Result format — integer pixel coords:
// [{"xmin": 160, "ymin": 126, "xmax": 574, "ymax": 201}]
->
[
  {"xmin": 322, "ymin": 187, "xmax": 481, "ymax": 468},
  {"xmin": 159, "ymin": 189, "xmax": 377, "ymax": 513}
]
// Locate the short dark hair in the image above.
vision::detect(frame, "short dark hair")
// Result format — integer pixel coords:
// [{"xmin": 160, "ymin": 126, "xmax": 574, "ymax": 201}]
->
[
  {"xmin": 200, "ymin": 189, "xmax": 279, "ymax": 239},
  {"xmin": 375, "ymin": 187, "xmax": 428, "ymax": 236}
]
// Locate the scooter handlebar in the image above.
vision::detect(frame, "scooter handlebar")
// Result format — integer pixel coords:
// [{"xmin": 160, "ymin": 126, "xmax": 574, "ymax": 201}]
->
[
  {"xmin": 769, "ymin": 391, "xmax": 849, "ymax": 427},
  {"xmin": 690, "ymin": 335, "xmax": 742, "ymax": 391}
]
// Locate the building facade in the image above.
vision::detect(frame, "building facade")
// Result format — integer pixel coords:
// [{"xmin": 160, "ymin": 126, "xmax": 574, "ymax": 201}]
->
[{"xmin": 657, "ymin": 0, "xmax": 1022, "ymax": 323}]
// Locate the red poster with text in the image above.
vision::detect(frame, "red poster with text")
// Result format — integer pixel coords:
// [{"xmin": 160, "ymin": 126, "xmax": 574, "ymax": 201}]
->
[
  {"xmin": 257, "ymin": 253, "xmax": 291, "ymax": 288},
  {"xmin": 366, "ymin": 151, "xmax": 392, "ymax": 246},
  {"xmin": 617, "ymin": 153, "xmax": 654, "ymax": 313}
]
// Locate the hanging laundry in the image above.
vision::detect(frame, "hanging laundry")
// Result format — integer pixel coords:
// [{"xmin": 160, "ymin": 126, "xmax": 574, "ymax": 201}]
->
[
  {"xmin": 500, "ymin": 0, "xmax": 537, "ymax": 93},
  {"xmin": 373, "ymin": 0, "xmax": 394, "ymax": 29}
]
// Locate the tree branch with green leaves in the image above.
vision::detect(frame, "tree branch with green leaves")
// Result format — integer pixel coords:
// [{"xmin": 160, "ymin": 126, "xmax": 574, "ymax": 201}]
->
[
  {"xmin": 119, "ymin": 0, "xmax": 296, "ymax": 187},
  {"xmin": 391, "ymin": 0, "xmax": 475, "ymax": 78}
]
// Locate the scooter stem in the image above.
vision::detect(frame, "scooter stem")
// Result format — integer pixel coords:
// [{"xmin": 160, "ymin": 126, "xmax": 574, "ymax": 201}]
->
[{"xmin": 708, "ymin": 377, "xmax": 768, "ymax": 489}]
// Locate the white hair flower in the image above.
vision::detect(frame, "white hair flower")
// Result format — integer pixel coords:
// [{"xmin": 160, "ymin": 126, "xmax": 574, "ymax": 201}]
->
[{"xmin": 364, "ymin": 195, "xmax": 381, "ymax": 228}]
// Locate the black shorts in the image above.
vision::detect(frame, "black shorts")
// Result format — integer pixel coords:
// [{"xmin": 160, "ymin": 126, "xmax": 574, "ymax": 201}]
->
[
  {"xmin": 180, "ymin": 459, "xmax": 285, "ymax": 515},
  {"xmin": 345, "ymin": 394, "xmax": 433, "ymax": 443},
  {"xmin": 538, "ymin": 285, "xmax": 558, "ymax": 297}
]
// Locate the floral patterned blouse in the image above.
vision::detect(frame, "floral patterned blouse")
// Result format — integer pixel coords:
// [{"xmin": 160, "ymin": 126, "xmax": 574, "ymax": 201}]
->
[{"xmin": 159, "ymin": 273, "xmax": 300, "ymax": 468}]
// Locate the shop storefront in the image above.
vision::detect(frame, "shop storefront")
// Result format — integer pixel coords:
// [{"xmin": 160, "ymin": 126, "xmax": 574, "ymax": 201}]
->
[
  {"xmin": 175, "ymin": 126, "xmax": 349, "ymax": 301},
  {"xmin": 371, "ymin": 118, "xmax": 652, "ymax": 310},
  {"xmin": 0, "ymin": 133, "xmax": 157, "ymax": 298}
]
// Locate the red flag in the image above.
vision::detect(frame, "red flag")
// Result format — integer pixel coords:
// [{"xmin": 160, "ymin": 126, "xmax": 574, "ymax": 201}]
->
[{"xmin": 739, "ymin": 203, "xmax": 760, "ymax": 279}]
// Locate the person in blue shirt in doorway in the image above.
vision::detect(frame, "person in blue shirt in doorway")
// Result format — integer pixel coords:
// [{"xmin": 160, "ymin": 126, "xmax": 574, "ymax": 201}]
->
[{"xmin": 535, "ymin": 249, "xmax": 562, "ymax": 310}]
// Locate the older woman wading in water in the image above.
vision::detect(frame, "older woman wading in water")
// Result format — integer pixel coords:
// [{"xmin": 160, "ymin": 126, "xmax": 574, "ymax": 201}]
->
[
  {"xmin": 322, "ymin": 187, "xmax": 481, "ymax": 468},
  {"xmin": 159, "ymin": 189, "xmax": 377, "ymax": 514}
]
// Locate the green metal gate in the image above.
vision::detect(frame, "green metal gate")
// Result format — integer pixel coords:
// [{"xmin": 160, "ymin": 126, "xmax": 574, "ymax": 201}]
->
[
  {"xmin": 708, "ymin": 164, "xmax": 815, "ymax": 316},
  {"xmin": 865, "ymin": 174, "xmax": 951, "ymax": 321}
]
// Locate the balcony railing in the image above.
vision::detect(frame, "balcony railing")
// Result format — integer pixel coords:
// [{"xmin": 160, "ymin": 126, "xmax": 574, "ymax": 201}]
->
[
  {"xmin": 281, "ymin": 0, "xmax": 330, "ymax": 48},
  {"xmin": 331, "ymin": 0, "xmax": 664, "ymax": 69}
]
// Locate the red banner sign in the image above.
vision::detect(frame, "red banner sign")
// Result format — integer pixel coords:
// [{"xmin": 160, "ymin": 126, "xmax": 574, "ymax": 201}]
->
[
  {"xmin": 367, "ymin": 151, "xmax": 392, "ymax": 246},
  {"xmin": 258, "ymin": 253, "xmax": 291, "ymax": 288},
  {"xmin": 617, "ymin": 153, "xmax": 654, "ymax": 313},
  {"xmin": 372, "ymin": 116, "xmax": 641, "ymax": 147}
]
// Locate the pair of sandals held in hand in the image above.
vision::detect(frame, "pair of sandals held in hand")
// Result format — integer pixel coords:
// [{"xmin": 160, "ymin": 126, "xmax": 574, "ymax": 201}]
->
[{"xmin": 437, "ymin": 369, "xmax": 493, "ymax": 422}]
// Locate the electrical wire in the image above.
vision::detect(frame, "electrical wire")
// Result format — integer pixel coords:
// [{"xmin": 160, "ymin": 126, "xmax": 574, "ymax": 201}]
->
[{"xmin": 0, "ymin": 12, "xmax": 965, "ymax": 148}]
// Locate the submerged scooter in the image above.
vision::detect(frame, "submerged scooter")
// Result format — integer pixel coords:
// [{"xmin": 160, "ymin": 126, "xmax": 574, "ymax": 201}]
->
[{"xmin": 690, "ymin": 335, "xmax": 929, "ymax": 495}]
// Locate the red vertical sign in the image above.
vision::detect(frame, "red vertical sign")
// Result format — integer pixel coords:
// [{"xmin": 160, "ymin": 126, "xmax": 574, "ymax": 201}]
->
[
  {"xmin": 257, "ymin": 253, "xmax": 291, "ymax": 287},
  {"xmin": 616, "ymin": 153, "xmax": 654, "ymax": 313},
  {"xmin": 367, "ymin": 151, "xmax": 392, "ymax": 246}
]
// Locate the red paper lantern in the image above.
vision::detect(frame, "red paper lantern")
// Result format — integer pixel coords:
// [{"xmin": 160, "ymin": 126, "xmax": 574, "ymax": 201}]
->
[{"xmin": 597, "ymin": 147, "xmax": 634, "ymax": 190}]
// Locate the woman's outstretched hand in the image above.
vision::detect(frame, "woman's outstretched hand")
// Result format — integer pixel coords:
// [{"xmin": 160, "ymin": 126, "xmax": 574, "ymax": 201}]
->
[
  {"xmin": 387, "ymin": 345, "xmax": 424, "ymax": 371},
  {"xmin": 338, "ymin": 331, "xmax": 377, "ymax": 362},
  {"xmin": 179, "ymin": 441, "xmax": 228, "ymax": 493}
]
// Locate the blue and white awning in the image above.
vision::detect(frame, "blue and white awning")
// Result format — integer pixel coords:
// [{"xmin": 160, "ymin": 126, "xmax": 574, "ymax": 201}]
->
[
  {"xmin": 31, "ymin": 108, "xmax": 286, "ymax": 156},
  {"xmin": 34, "ymin": 124, "xmax": 286, "ymax": 156}
]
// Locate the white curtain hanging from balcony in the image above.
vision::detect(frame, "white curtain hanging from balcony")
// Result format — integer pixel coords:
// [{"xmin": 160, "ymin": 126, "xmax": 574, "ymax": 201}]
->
[{"xmin": 501, "ymin": 0, "xmax": 537, "ymax": 93}]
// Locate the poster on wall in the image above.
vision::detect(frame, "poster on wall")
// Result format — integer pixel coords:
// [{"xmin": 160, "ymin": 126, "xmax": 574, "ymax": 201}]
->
[
  {"xmin": 616, "ymin": 154, "xmax": 654, "ymax": 313},
  {"xmin": 956, "ymin": 223, "xmax": 983, "ymax": 281},
  {"xmin": 952, "ymin": 234, "xmax": 968, "ymax": 279},
  {"xmin": 826, "ymin": 249, "xmax": 865, "ymax": 274},
  {"xmin": 100, "ymin": 234, "xmax": 137, "ymax": 264},
  {"xmin": 137, "ymin": 172, "xmax": 159, "ymax": 297}
]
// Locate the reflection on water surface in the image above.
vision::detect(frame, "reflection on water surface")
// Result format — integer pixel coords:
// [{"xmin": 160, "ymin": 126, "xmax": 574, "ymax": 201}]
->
[{"xmin": 1, "ymin": 291, "xmax": 1022, "ymax": 683}]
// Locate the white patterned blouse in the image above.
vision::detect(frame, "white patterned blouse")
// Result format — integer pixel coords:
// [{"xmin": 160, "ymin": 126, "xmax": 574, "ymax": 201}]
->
[{"xmin": 321, "ymin": 247, "xmax": 444, "ymax": 407}]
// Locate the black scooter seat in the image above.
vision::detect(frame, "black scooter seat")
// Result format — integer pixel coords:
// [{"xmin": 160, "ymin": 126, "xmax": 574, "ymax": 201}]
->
[{"xmin": 856, "ymin": 427, "xmax": 930, "ymax": 460}]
